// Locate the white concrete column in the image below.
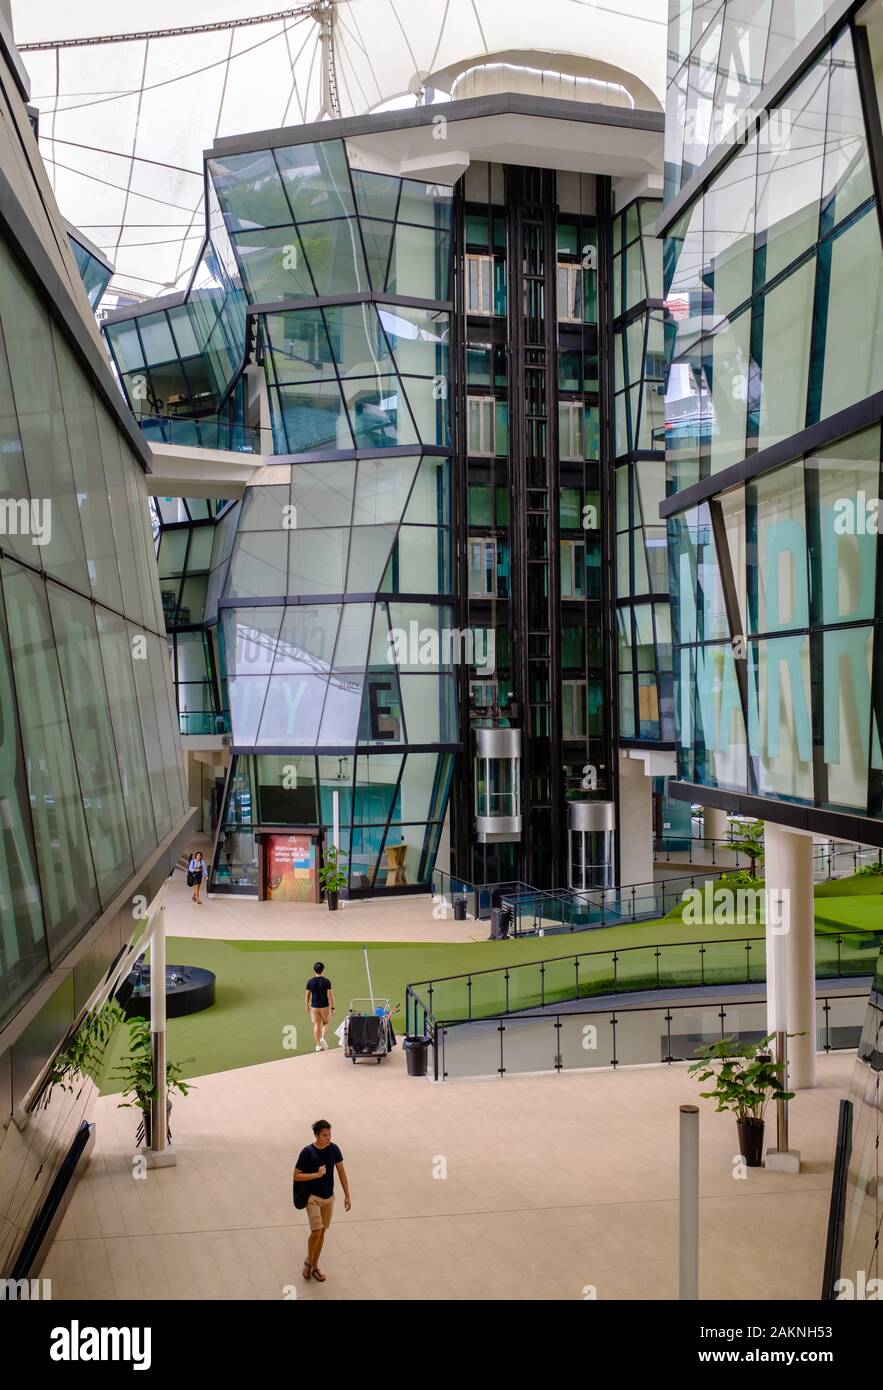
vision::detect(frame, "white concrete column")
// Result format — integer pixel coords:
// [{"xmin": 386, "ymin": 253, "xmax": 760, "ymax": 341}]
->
[
  {"xmin": 148, "ymin": 907, "xmax": 176, "ymax": 1166},
  {"xmin": 617, "ymin": 753, "xmax": 654, "ymax": 888},
  {"xmin": 764, "ymin": 823, "xmax": 816, "ymax": 1090},
  {"xmin": 703, "ymin": 806, "xmax": 730, "ymax": 843}
]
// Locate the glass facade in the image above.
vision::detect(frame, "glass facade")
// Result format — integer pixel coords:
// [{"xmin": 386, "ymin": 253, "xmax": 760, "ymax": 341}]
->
[
  {"xmin": 0, "ymin": 232, "xmax": 188, "ymax": 1032},
  {"xmin": 614, "ymin": 197, "xmax": 674, "ymax": 744},
  {"xmin": 665, "ymin": 24, "xmax": 883, "ymax": 494},
  {"xmin": 670, "ymin": 426, "xmax": 883, "ymax": 813},
  {"xmin": 666, "ymin": 0, "xmax": 846, "ymax": 200},
  {"xmin": 664, "ymin": 6, "xmax": 883, "ymax": 842}
]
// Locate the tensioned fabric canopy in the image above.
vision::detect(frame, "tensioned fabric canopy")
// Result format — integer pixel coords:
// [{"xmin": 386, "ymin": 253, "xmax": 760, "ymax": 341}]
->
[{"xmin": 12, "ymin": 0, "xmax": 666, "ymax": 298}]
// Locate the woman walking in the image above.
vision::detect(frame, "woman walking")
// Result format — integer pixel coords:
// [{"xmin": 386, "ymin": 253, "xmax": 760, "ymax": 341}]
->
[{"xmin": 188, "ymin": 850, "xmax": 205, "ymax": 904}]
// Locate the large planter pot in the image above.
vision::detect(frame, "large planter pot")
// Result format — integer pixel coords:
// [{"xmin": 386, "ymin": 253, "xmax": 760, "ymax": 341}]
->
[
  {"xmin": 737, "ymin": 1116, "xmax": 765, "ymax": 1167},
  {"xmin": 326, "ymin": 890, "xmax": 339, "ymax": 912}
]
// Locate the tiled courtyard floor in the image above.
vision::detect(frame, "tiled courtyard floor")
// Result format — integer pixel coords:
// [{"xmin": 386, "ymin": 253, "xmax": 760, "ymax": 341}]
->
[{"xmin": 42, "ymin": 1046, "xmax": 851, "ymax": 1301}]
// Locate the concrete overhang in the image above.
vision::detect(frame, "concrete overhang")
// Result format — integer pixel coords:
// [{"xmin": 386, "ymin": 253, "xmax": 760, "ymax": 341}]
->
[
  {"xmin": 210, "ymin": 93, "xmax": 663, "ymax": 185},
  {"xmin": 146, "ymin": 442, "xmax": 267, "ymax": 499}
]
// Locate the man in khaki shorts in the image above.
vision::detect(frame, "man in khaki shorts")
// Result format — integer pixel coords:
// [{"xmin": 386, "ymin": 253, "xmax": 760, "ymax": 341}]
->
[
  {"xmin": 294, "ymin": 1119, "xmax": 351, "ymax": 1283},
  {"xmin": 305, "ymin": 962, "xmax": 334, "ymax": 1051}
]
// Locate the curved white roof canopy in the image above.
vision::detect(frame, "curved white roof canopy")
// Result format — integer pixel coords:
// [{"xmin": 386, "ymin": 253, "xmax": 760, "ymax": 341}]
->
[{"xmin": 12, "ymin": 0, "xmax": 666, "ymax": 298}]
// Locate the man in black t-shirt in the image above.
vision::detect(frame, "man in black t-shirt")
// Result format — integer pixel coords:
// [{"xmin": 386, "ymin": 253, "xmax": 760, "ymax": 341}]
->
[
  {"xmin": 294, "ymin": 1119, "xmax": 351, "ymax": 1282},
  {"xmin": 305, "ymin": 961, "xmax": 335, "ymax": 1051}
]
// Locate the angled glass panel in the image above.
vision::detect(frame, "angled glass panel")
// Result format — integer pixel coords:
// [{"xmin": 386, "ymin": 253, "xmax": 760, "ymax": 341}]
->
[
  {"xmin": 332, "ymin": 602, "xmax": 373, "ymax": 672},
  {"xmin": 353, "ymin": 753, "xmax": 403, "ymax": 824},
  {"xmin": 223, "ymin": 607, "xmax": 284, "ymax": 745},
  {"xmin": 346, "ymin": 525, "xmax": 397, "ymax": 592},
  {"xmin": 397, "ymin": 180, "xmax": 453, "ymax": 229},
  {"xmin": 818, "ymin": 210, "xmax": 883, "ymax": 424},
  {"xmin": 749, "ymin": 636, "xmax": 813, "ymax": 801},
  {"xmin": 755, "ymin": 57, "xmax": 829, "ymax": 286},
  {"xmin": 754, "ymin": 259, "xmax": 814, "ymax": 452},
  {"xmin": 378, "ymin": 303, "xmax": 449, "ymax": 376},
  {"xmin": 288, "ymin": 527, "xmax": 349, "ymax": 594},
  {"xmin": 257, "ymin": 673, "xmax": 326, "ymax": 745},
  {"xmin": 822, "ymin": 625, "xmax": 874, "ymax": 810},
  {"xmin": 351, "ymin": 169, "xmax": 400, "ymax": 220},
  {"xmin": 3, "ymin": 561, "xmax": 100, "ymax": 953},
  {"xmin": 226, "ymin": 528, "xmax": 290, "ymax": 600},
  {"xmin": 51, "ymin": 325, "xmax": 124, "ymax": 612},
  {"xmin": 129, "ymin": 620, "xmax": 172, "ymax": 840},
  {"xmin": 386, "ymin": 224, "xmax": 450, "ymax": 300},
  {"xmin": 273, "ymin": 604, "xmax": 341, "ymax": 675},
  {"xmin": 318, "ymin": 673, "xmax": 364, "ymax": 745},
  {"xmin": 95, "ymin": 608, "xmax": 158, "ymax": 865},
  {"xmin": 274, "ymin": 141, "xmax": 355, "ymax": 221},
  {"xmin": 822, "ymin": 29, "xmax": 874, "ymax": 229},
  {"xmin": 239, "ymin": 484, "xmax": 293, "ymax": 531},
  {"xmin": 47, "ymin": 585, "xmax": 134, "ymax": 903},
  {"xmin": 265, "ymin": 309, "xmax": 335, "ymax": 384},
  {"xmin": 403, "ymin": 456, "xmax": 450, "ymax": 526},
  {"xmin": 290, "ymin": 461, "xmax": 356, "ymax": 527},
  {"xmin": 234, "ymin": 226, "xmax": 313, "ymax": 301},
  {"xmin": 276, "ymin": 381, "xmax": 354, "ymax": 452},
  {"xmin": 352, "ymin": 456, "xmax": 419, "ymax": 524},
  {"xmin": 0, "ymin": 573, "xmax": 48, "ymax": 1023},
  {"xmin": 809, "ymin": 428, "xmax": 880, "ymax": 626},
  {"xmin": 358, "ymin": 218, "xmax": 396, "ymax": 291},
  {"xmin": 297, "ymin": 219, "xmax": 370, "ymax": 296},
  {"xmin": 323, "ymin": 303, "xmax": 390, "ymax": 376},
  {"xmin": 344, "ymin": 376, "xmax": 418, "ymax": 449},
  {"xmin": 399, "ymin": 673, "xmax": 457, "ymax": 742},
  {"xmin": 702, "ymin": 134, "xmax": 757, "ymax": 329},
  {"xmin": 209, "ymin": 151, "xmax": 292, "ymax": 232}
]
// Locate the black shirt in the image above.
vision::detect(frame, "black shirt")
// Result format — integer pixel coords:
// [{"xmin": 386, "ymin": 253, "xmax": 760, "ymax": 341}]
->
[
  {"xmin": 307, "ymin": 975, "xmax": 332, "ymax": 1008},
  {"xmin": 296, "ymin": 1142, "xmax": 343, "ymax": 1199}
]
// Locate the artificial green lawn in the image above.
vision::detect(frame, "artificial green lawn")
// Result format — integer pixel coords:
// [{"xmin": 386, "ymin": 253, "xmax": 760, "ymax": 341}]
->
[{"xmin": 98, "ymin": 874, "xmax": 882, "ymax": 1093}]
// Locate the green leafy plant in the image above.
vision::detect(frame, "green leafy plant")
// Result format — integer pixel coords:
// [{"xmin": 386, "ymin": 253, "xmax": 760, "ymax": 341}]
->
[
  {"xmin": 40, "ymin": 999, "xmax": 125, "ymax": 1106},
  {"xmin": 112, "ymin": 1016, "xmax": 191, "ymax": 1126},
  {"xmin": 718, "ymin": 868, "xmax": 764, "ymax": 889},
  {"xmin": 688, "ymin": 1032, "xmax": 794, "ymax": 1123},
  {"xmin": 856, "ymin": 861, "xmax": 883, "ymax": 877},
  {"xmin": 319, "ymin": 844, "xmax": 347, "ymax": 895},
  {"xmin": 728, "ymin": 818, "xmax": 765, "ymax": 878}
]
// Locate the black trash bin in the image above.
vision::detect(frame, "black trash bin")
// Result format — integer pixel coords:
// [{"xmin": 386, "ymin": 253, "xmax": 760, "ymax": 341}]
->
[
  {"xmin": 403, "ymin": 1035, "xmax": 430, "ymax": 1077},
  {"xmin": 453, "ymin": 896, "xmax": 467, "ymax": 921}
]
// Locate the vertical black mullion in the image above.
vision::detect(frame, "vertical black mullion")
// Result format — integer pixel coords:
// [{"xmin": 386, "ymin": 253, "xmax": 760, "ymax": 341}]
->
[
  {"xmin": 868, "ymin": 428, "xmax": 883, "ymax": 818},
  {"xmin": 383, "ymin": 183, "xmax": 404, "ymax": 294},
  {"xmin": 598, "ymin": 175, "xmax": 620, "ymax": 878},
  {"xmin": 852, "ymin": 18, "xmax": 883, "ymax": 249}
]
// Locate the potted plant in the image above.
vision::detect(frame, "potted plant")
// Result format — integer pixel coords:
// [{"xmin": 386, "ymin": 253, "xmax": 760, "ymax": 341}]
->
[
  {"xmin": 319, "ymin": 845, "xmax": 347, "ymax": 911},
  {"xmin": 112, "ymin": 1016, "xmax": 191, "ymax": 1148},
  {"xmin": 688, "ymin": 1032, "xmax": 794, "ymax": 1167}
]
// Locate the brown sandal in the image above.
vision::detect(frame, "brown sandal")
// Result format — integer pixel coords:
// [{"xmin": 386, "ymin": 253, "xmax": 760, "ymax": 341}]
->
[
  {"xmin": 302, "ymin": 1261, "xmax": 312, "ymax": 1281},
  {"xmin": 311, "ymin": 1267, "xmax": 327, "ymax": 1282}
]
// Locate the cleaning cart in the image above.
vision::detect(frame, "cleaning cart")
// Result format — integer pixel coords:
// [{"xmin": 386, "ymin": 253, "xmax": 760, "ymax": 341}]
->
[{"xmin": 340, "ymin": 946, "xmax": 397, "ymax": 1064}]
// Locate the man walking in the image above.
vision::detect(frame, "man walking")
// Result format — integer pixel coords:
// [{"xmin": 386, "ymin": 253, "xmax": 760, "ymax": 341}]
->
[
  {"xmin": 305, "ymin": 961, "xmax": 334, "ymax": 1051},
  {"xmin": 294, "ymin": 1119, "xmax": 351, "ymax": 1283}
]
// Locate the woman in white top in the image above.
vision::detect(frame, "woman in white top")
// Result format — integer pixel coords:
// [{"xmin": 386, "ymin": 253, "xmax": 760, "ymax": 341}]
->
[{"xmin": 188, "ymin": 851, "xmax": 205, "ymax": 904}]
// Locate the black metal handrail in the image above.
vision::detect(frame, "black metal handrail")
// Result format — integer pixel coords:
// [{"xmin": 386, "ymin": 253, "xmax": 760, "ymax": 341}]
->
[
  {"xmin": 425, "ymin": 991, "xmax": 869, "ymax": 1081},
  {"xmin": 405, "ymin": 929, "xmax": 882, "ymax": 1034}
]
